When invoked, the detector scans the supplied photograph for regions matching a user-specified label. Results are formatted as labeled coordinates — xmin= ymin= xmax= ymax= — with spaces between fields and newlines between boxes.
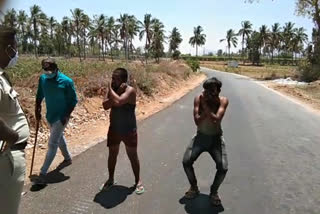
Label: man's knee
xmin=182 ymin=156 xmax=194 ymax=167
xmin=48 ymin=141 xmax=59 ymax=150
xmin=216 ymin=165 xmax=228 ymax=174
xmin=49 ymin=135 xmax=62 ymax=147
xmin=109 ymin=145 xmax=120 ymax=157
xmin=126 ymin=146 xmax=138 ymax=161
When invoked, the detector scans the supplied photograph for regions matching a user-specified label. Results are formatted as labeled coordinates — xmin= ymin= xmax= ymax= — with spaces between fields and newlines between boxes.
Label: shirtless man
xmin=182 ymin=77 xmax=229 ymax=206
xmin=102 ymin=68 xmax=144 ymax=194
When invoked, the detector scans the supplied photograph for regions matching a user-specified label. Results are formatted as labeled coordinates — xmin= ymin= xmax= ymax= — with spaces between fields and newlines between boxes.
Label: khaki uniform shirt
xmin=0 ymin=69 xmax=29 ymax=145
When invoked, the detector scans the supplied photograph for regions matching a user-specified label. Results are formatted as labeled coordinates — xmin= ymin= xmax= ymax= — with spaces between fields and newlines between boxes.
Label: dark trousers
xmin=183 ymin=132 xmax=228 ymax=195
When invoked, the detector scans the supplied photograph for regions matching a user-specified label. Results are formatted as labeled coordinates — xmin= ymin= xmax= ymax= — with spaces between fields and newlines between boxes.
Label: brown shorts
xmin=107 ymin=129 xmax=138 ymax=148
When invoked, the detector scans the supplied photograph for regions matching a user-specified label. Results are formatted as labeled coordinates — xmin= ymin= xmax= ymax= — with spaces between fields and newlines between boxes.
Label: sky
xmin=2 ymin=0 xmax=315 ymax=55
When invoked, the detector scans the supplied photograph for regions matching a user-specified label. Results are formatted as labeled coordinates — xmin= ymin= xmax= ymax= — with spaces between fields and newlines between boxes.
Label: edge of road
xmin=201 ymin=67 xmax=320 ymax=117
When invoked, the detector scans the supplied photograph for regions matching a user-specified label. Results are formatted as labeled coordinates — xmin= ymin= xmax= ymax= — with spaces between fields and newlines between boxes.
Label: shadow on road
xmin=179 ymin=194 xmax=225 ymax=214
xmin=93 ymin=185 xmax=135 ymax=209
xmin=29 ymin=162 xmax=71 ymax=192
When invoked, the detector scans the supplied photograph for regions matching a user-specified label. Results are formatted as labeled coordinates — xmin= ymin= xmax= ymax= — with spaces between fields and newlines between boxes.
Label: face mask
xmin=6 ymin=51 xmax=18 ymax=68
xmin=43 ymin=70 xmax=57 ymax=79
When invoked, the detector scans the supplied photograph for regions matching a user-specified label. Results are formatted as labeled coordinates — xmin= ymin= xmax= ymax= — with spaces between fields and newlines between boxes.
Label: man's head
xmin=111 ymin=68 xmax=128 ymax=90
xmin=42 ymin=58 xmax=58 ymax=79
xmin=0 ymin=26 xmax=18 ymax=69
xmin=203 ymin=77 xmax=222 ymax=98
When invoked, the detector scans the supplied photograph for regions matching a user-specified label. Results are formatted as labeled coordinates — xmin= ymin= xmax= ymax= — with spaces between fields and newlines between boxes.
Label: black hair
xmin=203 ymin=77 xmax=222 ymax=93
xmin=41 ymin=58 xmax=58 ymax=71
xmin=0 ymin=26 xmax=16 ymax=47
xmin=113 ymin=67 xmax=128 ymax=82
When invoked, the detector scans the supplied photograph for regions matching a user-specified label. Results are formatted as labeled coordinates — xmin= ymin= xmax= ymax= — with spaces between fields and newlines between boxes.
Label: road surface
xmin=21 ymin=68 xmax=320 ymax=214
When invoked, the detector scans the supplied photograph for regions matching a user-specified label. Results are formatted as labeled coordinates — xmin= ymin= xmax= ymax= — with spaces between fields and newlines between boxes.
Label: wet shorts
xmin=107 ymin=129 xmax=138 ymax=148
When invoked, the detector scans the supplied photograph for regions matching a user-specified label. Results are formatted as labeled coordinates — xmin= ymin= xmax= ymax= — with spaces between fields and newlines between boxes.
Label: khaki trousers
xmin=0 ymin=150 xmax=25 ymax=214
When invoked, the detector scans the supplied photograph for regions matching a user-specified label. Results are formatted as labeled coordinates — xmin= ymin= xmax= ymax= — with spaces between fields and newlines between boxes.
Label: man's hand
xmin=0 ymin=119 xmax=19 ymax=153
xmin=117 ymin=83 xmax=127 ymax=94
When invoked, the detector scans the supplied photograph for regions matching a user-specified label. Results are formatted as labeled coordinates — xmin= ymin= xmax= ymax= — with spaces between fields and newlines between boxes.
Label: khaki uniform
xmin=0 ymin=69 xmax=30 ymax=214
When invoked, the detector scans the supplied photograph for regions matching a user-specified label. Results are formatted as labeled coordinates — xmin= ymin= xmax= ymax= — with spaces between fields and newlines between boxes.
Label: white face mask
xmin=43 ymin=70 xmax=57 ymax=79
xmin=6 ymin=51 xmax=18 ymax=68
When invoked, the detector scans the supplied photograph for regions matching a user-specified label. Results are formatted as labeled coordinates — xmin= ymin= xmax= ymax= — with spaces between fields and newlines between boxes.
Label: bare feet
xmin=184 ymin=186 xmax=200 ymax=199
xmin=210 ymin=193 xmax=222 ymax=206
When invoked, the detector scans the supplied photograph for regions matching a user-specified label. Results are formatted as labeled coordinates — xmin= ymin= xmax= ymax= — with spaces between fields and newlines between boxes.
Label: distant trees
xmin=0 ymin=5 xmax=172 ymax=63
xmin=223 ymin=20 xmax=309 ymax=65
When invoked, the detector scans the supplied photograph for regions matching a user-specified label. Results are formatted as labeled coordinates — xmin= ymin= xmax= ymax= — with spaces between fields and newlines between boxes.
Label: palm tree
xmin=88 ymin=25 xmax=97 ymax=56
xmin=292 ymin=27 xmax=308 ymax=59
xmin=127 ymin=15 xmax=140 ymax=59
xmin=169 ymin=27 xmax=183 ymax=59
xmin=71 ymin=8 xmax=84 ymax=61
xmin=118 ymin=13 xmax=132 ymax=60
xmin=151 ymin=18 xmax=165 ymax=63
xmin=139 ymin=14 xmax=154 ymax=63
xmin=111 ymin=25 xmax=122 ymax=54
xmin=30 ymin=5 xmax=46 ymax=57
xmin=220 ymin=29 xmax=238 ymax=58
xmin=238 ymin=21 xmax=252 ymax=58
xmin=81 ymin=13 xmax=90 ymax=60
xmin=105 ymin=16 xmax=115 ymax=61
xmin=61 ymin=16 xmax=72 ymax=57
xmin=259 ymin=25 xmax=269 ymax=56
xmin=36 ymin=13 xmax=50 ymax=55
xmin=25 ymin=22 xmax=33 ymax=54
xmin=282 ymin=22 xmax=295 ymax=55
xmin=247 ymin=31 xmax=262 ymax=65
xmin=94 ymin=14 xmax=106 ymax=60
xmin=4 ymin=8 xmax=17 ymax=28
xmin=269 ymin=23 xmax=282 ymax=62
xmin=189 ymin=25 xmax=206 ymax=57
xmin=17 ymin=10 xmax=28 ymax=53
xmin=49 ymin=16 xmax=56 ymax=40
xmin=54 ymin=23 xmax=64 ymax=56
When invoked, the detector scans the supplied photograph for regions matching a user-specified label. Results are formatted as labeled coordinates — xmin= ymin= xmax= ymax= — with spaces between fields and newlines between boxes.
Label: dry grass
xmin=9 ymin=56 xmax=195 ymax=129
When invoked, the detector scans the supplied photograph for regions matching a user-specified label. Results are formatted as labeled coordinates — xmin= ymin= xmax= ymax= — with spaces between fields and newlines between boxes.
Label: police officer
xmin=0 ymin=26 xmax=30 ymax=214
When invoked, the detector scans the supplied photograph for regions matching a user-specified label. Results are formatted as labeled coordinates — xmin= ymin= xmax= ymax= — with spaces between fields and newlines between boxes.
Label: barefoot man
xmin=182 ymin=77 xmax=229 ymax=206
xmin=102 ymin=68 xmax=144 ymax=194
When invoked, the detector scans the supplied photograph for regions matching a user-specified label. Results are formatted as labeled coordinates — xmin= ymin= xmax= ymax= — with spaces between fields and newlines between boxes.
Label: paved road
xmin=21 ymin=68 xmax=320 ymax=214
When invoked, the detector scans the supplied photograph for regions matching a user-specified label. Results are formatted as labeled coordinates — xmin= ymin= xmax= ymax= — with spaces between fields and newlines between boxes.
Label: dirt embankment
xmin=17 ymin=60 xmax=206 ymax=180
xmin=263 ymin=80 xmax=320 ymax=114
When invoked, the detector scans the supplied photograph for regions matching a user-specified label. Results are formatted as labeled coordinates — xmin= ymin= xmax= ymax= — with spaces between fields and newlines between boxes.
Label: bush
xmin=172 ymin=50 xmax=181 ymax=60
xmin=297 ymin=61 xmax=320 ymax=82
xmin=130 ymin=68 xmax=155 ymax=96
xmin=186 ymin=58 xmax=200 ymax=72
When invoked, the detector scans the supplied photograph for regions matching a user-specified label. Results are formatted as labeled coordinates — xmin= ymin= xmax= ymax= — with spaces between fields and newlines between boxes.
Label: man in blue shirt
xmin=35 ymin=58 xmax=77 ymax=184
